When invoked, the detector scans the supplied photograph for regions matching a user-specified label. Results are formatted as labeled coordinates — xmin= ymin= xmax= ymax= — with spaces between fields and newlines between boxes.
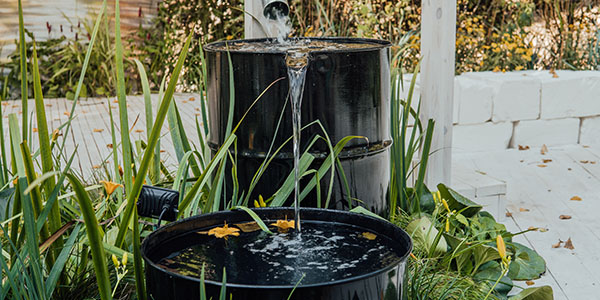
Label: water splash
xmin=268 ymin=7 xmax=291 ymax=43
xmin=286 ymin=49 xmax=309 ymax=232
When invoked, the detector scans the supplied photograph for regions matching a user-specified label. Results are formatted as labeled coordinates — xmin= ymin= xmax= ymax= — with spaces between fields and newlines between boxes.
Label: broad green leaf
xmin=406 ymin=216 xmax=447 ymax=256
xmin=508 ymin=286 xmax=553 ymax=300
xmin=508 ymin=242 xmax=546 ymax=280
xmin=474 ymin=261 xmax=513 ymax=297
xmin=438 ymin=183 xmax=482 ymax=217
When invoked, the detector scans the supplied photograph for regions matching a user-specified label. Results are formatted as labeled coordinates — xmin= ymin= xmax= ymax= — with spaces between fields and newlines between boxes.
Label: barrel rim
xmin=141 ymin=207 xmax=412 ymax=290
xmin=203 ymin=37 xmax=392 ymax=54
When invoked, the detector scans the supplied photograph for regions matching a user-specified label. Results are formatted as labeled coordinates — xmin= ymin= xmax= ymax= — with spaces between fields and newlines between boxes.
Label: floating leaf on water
xmin=570 ymin=196 xmax=582 ymax=201
xmin=559 ymin=215 xmax=571 ymax=220
xmin=235 ymin=221 xmax=262 ymax=233
xmin=564 ymin=238 xmax=574 ymax=250
xmin=206 ymin=222 xmax=240 ymax=239
xmin=270 ymin=216 xmax=295 ymax=232
xmin=361 ymin=232 xmax=377 ymax=240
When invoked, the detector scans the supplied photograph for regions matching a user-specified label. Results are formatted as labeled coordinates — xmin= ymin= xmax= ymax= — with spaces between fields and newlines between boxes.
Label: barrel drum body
xmin=205 ymin=37 xmax=391 ymax=214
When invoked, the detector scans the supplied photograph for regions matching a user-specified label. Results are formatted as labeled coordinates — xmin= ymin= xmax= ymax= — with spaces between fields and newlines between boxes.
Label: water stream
xmin=285 ymin=49 xmax=309 ymax=232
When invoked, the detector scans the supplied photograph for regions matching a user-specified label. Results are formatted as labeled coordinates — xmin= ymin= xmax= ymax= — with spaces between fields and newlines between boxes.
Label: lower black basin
xmin=141 ymin=208 xmax=412 ymax=300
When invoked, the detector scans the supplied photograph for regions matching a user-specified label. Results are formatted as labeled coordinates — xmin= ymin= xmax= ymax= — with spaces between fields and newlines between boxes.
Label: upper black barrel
xmin=204 ymin=37 xmax=392 ymax=214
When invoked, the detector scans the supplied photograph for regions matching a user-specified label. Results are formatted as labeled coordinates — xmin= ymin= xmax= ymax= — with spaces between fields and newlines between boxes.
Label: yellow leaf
xmin=361 ymin=232 xmax=377 ymax=240
xmin=270 ymin=216 xmax=295 ymax=232
xmin=208 ymin=222 xmax=240 ymax=239
xmin=235 ymin=221 xmax=261 ymax=233
xmin=570 ymin=196 xmax=582 ymax=201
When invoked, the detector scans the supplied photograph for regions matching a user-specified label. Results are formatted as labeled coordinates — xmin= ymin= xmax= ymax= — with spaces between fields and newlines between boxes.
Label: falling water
xmin=286 ymin=49 xmax=309 ymax=232
xmin=265 ymin=6 xmax=291 ymax=43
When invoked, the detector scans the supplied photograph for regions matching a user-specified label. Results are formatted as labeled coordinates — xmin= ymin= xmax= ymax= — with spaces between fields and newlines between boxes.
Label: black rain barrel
xmin=204 ymin=37 xmax=392 ymax=214
xmin=141 ymin=207 xmax=411 ymax=299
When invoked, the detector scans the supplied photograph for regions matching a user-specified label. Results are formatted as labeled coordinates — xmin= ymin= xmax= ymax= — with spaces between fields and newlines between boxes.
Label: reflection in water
xmin=0 ymin=0 xmax=158 ymax=58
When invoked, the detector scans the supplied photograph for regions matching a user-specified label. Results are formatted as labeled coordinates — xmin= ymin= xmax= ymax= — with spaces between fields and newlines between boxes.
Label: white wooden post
xmin=420 ymin=0 xmax=456 ymax=186
xmin=245 ymin=1 xmax=265 ymax=38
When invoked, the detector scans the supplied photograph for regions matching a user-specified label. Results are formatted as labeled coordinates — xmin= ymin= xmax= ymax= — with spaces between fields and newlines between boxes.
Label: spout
xmin=262 ymin=0 xmax=289 ymax=20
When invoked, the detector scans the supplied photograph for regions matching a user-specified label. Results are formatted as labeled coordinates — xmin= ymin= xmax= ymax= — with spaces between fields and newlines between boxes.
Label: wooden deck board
xmin=454 ymin=145 xmax=600 ymax=299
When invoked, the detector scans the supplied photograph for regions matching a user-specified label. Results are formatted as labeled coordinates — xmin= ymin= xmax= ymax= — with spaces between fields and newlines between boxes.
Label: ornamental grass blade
xmin=17 ymin=0 xmax=27 ymax=138
xmin=115 ymin=34 xmax=193 ymax=248
xmin=45 ymin=224 xmax=81 ymax=298
xmin=134 ymin=58 xmax=160 ymax=184
xmin=32 ymin=42 xmax=63 ymax=256
xmin=231 ymin=206 xmax=273 ymax=234
xmin=66 ymin=174 xmax=112 ymax=300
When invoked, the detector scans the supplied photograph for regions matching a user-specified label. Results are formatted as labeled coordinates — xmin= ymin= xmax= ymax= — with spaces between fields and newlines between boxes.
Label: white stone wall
xmin=400 ymin=70 xmax=600 ymax=152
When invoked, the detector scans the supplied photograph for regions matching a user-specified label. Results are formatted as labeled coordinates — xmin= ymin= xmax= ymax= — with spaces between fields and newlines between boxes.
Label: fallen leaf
xmin=111 ymin=105 xmax=117 ymax=109
xmin=182 ymin=100 xmax=188 ymax=104
xmin=1 ymin=102 xmax=9 ymax=106
xmin=570 ymin=196 xmax=582 ymax=201
xmin=93 ymin=165 xmax=101 ymax=169
xmin=32 ymin=127 xmax=38 ymax=132
xmin=518 ymin=145 xmax=530 ymax=151
xmin=113 ymin=99 xmax=119 ymax=103
xmin=519 ymin=160 xmax=524 ymax=163
xmin=82 ymin=110 xmax=87 ymax=114
xmin=195 ymin=107 xmax=200 ymax=111
xmin=505 ymin=211 xmax=513 ymax=217
xmin=189 ymin=97 xmax=195 ymax=101
xmin=519 ymin=208 xmax=530 ymax=212
xmin=537 ymin=164 xmax=547 ymax=168
xmin=106 ymin=144 xmax=113 ymax=149
xmin=270 ymin=216 xmax=295 ymax=232
xmin=526 ymin=280 xmax=535 ymax=286
xmin=234 ymin=221 xmax=261 ymax=233
xmin=539 ymin=228 xmax=549 ymax=232
xmin=528 ymin=226 xmax=538 ymax=231
xmin=195 ymin=113 xmax=201 ymax=116
xmin=541 ymin=144 xmax=548 ymax=155
xmin=63 ymin=111 xmax=71 ymax=117
xmin=475 ymin=170 xmax=487 ymax=175
xmin=559 ymin=215 xmax=572 ymax=220
xmin=45 ymin=103 xmax=52 ymax=107
xmin=583 ymin=145 xmax=590 ymax=148
xmin=542 ymin=159 xmax=552 ymax=163
xmin=564 ymin=238 xmax=574 ymax=250
xmin=134 ymin=129 xmax=143 ymax=133
xmin=592 ymin=161 xmax=597 ymax=164
xmin=207 ymin=222 xmax=240 ymax=239
xmin=93 ymin=128 xmax=104 ymax=133
xmin=581 ymin=160 xmax=589 ymax=164
xmin=160 ymin=150 xmax=166 ymax=153
xmin=568 ymin=168 xmax=572 ymax=171
xmin=361 ymin=232 xmax=377 ymax=240
xmin=552 ymin=239 xmax=563 ymax=248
